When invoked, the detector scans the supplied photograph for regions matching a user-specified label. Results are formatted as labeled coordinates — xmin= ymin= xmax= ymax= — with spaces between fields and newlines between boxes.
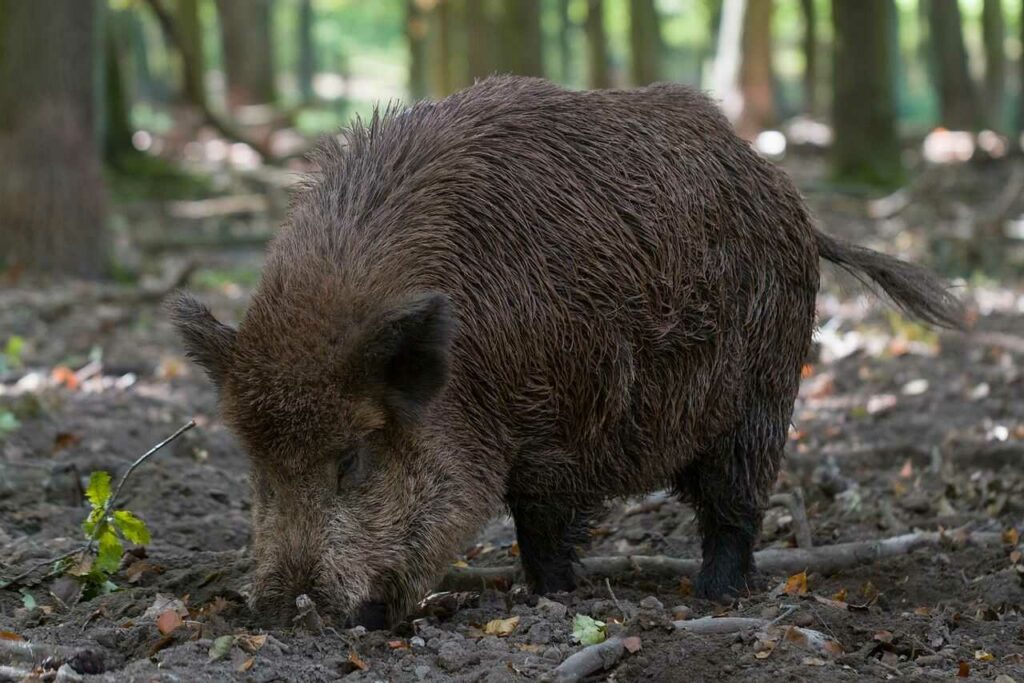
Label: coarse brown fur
xmin=167 ymin=75 xmax=963 ymax=626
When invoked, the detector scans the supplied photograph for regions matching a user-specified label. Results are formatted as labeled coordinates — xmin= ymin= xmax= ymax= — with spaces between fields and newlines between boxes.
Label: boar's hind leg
xmin=509 ymin=499 xmax=588 ymax=594
xmin=677 ymin=418 xmax=784 ymax=602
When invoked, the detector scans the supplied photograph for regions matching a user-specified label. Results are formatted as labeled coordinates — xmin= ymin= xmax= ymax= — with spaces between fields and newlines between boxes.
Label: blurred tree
xmin=502 ymin=0 xmax=543 ymax=77
xmin=926 ymin=0 xmax=978 ymax=130
xmin=832 ymin=0 xmax=901 ymax=187
xmin=466 ymin=0 xmax=497 ymax=83
xmin=736 ymin=0 xmax=774 ymax=139
xmin=0 ymin=0 xmax=107 ymax=278
xmin=799 ymin=0 xmax=817 ymax=115
xmin=298 ymin=0 xmax=316 ymax=103
xmin=982 ymin=0 xmax=1005 ymax=131
xmin=629 ymin=0 xmax=662 ymax=85
xmin=585 ymin=0 xmax=610 ymax=88
xmin=431 ymin=0 xmax=455 ymax=95
xmin=175 ymin=0 xmax=207 ymax=110
xmin=215 ymin=0 xmax=277 ymax=109
xmin=407 ymin=0 xmax=430 ymax=99
xmin=557 ymin=0 xmax=572 ymax=84
xmin=105 ymin=11 xmax=138 ymax=169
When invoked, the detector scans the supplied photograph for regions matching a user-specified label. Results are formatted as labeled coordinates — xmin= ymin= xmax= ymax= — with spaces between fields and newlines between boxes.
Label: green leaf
xmin=113 ymin=510 xmax=151 ymax=545
xmin=0 ymin=411 xmax=20 ymax=434
xmin=571 ymin=614 xmax=607 ymax=646
xmin=82 ymin=508 xmax=104 ymax=537
xmin=4 ymin=336 xmax=24 ymax=368
xmin=94 ymin=527 xmax=123 ymax=574
xmin=85 ymin=471 xmax=112 ymax=508
xmin=19 ymin=589 xmax=36 ymax=611
xmin=209 ymin=635 xmax=235 ymax=661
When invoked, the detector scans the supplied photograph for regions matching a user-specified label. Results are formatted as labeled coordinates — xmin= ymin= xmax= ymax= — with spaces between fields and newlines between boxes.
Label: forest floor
xmin=1 ymin=152 xmax=1024 ymax=682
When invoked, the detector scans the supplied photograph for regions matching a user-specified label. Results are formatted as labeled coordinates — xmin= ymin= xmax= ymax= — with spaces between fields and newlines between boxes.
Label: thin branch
xmin=770 ymin=488 xmax=813 ymax=549
xmin=543 ymin=636 xmax=626 ymax=683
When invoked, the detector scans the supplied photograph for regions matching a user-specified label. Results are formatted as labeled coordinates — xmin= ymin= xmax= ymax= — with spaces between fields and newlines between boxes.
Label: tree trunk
xmin=407 ymin=0 xmax=429 ymax=100
xmin=629 ymin=0 xmax=661 ymax=85
xmin=503 ymin=0 xmax=543 ymax=77
xmin=585 ymin=0 xmax=610 ymax=88
xmin=982 ymin=0 xmax=1005 ymax=131
xmin=104 ymin=11 xmax=137 ymax=169
xmin=431 ymin=0 xmax=455 ymax=96
xmin=465 ymin=0 xmax=494 ymax=83
xmin=927 ymin=0 xmax=978 ymax=130
xmin=175 ymin=0 xmax=206 ymax=109
xmin=0 ymin=0 xmax=107 ymax=278
xmin=297 ymin=0 xmax=315 ymax=103
xmin=215 ymin=0 xmax=276 ymax=110
xmin=735 ymin=0 xmax=774 ymax=139
xmin=831 ymin=0 xmax=902 ymax=187
xmin=557 ymin=0 xmax=572 ymax=83
xmin=799 ymin=0 xmax=817 ymax=115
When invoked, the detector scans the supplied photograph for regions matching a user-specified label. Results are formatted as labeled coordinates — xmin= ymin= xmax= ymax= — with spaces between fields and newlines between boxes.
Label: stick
xmin=0 ymin=666 xmax=34 ymax=683
xmin=439 ymin=529 xmax=1003 ymax=591
xmin=674 ymin=617 xmax=841 ymax=655
xmin=0 ymin=638 xmax=75 ymax=664
xmin=543 ymin=637 xmax=626 ymax=683
xmin=0 ymin=420 xmax=196 ymax=589
xmin=770 ymin=489 xmax=813 ymax=549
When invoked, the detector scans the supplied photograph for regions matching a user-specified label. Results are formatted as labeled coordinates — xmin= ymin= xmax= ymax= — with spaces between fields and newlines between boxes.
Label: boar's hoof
xmin=348 ymin=601 xmax=390 ymax=631
xmin=694 ymin=567 xmax=752 ymax=603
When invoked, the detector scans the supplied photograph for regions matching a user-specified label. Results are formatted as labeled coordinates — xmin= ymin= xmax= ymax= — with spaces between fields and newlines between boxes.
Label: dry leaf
xmin=517 ymin=644 xmax=545 ymax=653
xmin=1003 ymin=528 xmax=1019 ymax=546
xmin=451 ymin=560 xmax=468 ymax=568
xmin=873 ymin=630 xmax=894 ymax=644
xmin=237 ymin=657 xmax=255 ymax=673
xmin=148 ymin=634 xmax=176 ymax=657
xmin=50 ymin=366 xmax=79 ymax=390
xmin=783 ymin=571 xmax=808 ymax=595
xmin=0 ymin=631 xmax=23 ymax=641
xmin=800 ymin=363 xmax=814 ymax=379
xmin=622 ymin=636 xmax=642 ymax=654
xmin=679 ymin=577 xmax=693 ymax=597
xmin=156 ymin=609 xmax=183 ymax=635
xmin=974 ymin=650 xmax=994 ymax=661
xmin=812 ymin=595 xmax=848 ymax=610
xmin=52 ymin=432 xmax=81 ymax=452
xmin=914 ymin=606 xmax=932 ymax=617
xmin=483 ymin=616 xmax=520 ymax=637
xmin=832 ymin=588 xmax=847 ymax=602
xmin=899 ymin=458 xmax=914 ymax=479
xmin=957 ymin=661 xmax=970 ymax=677
xmin=508 ymin=542 xmax=520 ymax=557
xmin=387 ymin=639 xmax=409 ymax=650
xmin=754 ymin=639 xmax=776 ymax=659
xmin=348 ymin=651 xmax=368 ymax=671
xmin=236 ymin=634 xmax=267 ymax=653
xmin=802 ymin=657 xmax=826 ymax=666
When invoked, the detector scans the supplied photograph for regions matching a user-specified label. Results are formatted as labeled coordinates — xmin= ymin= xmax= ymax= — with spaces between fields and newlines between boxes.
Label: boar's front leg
xmin=509 ymin=499 xmax=589 ymax=594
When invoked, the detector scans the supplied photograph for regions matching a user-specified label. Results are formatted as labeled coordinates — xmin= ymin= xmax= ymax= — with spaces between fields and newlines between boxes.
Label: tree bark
xmin=831 ymin=0 xmax=902 ymax=187
xmin=585 ymin=0 xmax=610 ymax=89
xmin=735 ymin=0 xmax=774 ymax=139
xmin=503 ymin=0 xmax=543 ymax=77
xmin=175 ymin=0 xmax=206 ymax=109
xmin=215 ymin=0 xmax=276 ymax=110
xmin=104 ymin=10 xmax=137 ymax=168
xmin=982 ymin=0 xmax=1005 ymax=131
xmin=799 ymin=0 xmax=817 ymax=115
xmin=0 ymin=0 xmax=107 ymax=279
xmin=431 ymin=0 xmax=455 ymax=96
xmin=465 ymin=0 xmax=494 ymax=83
xmin=629 ymin=0 xmax=662 ymax=86
xmin=297 ymin=0 xmax=316 ymax=103
xmin=926 ymin=0 xmax=978 ymax=130
xmin=407 ymin=0 xmax=430 ymax=100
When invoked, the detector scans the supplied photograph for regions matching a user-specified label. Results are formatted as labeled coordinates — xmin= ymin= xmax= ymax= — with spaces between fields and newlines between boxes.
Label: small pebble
xmin=535 ymin=597 xmax=568 ymax=620
xmin=410 ymin=636 xmax=426 ymax=648
xmin=671 ymin=605 xmax=691 ymax=621
xmin=414 ymin=665 xmax=431 ymax=680
xmin=639 ymin=596 xmax=663 ymax=611
xmin=793 ymin=612 xmax=815 ymax=628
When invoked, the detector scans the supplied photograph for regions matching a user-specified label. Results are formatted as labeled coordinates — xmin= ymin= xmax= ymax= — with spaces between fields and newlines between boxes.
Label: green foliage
xmin=0 ymin=335 xmax=25 ymax=374
xmin=74 ymin=469 xmax=152 ymax=596
xmin=0 ymin=411 xmax=20 ymax=435
xmin=571 ymin=613 xmax=607 ymax=645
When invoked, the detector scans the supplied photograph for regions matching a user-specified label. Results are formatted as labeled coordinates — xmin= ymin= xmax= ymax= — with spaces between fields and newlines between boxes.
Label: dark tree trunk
xmin=431 ymin=0 xmax=455 ymax=96
xmin=831 ymin=0 xmax=902 ymax=187
xmin=465 ymin=0 xmax=494 ymax=83
xmin=736 ymin=0 xmax=774 ymax=139
xmin=297 ymin=0 xmax=316 ymax=103
xmin=982 ymin=0 xmax=1005 ymax=130
xmin=0 ymin=0 xmax=107 ymax=278
xmin=799 ymin=0 xmax=817 ymax=115
xmin=104 ymin=11 xmax=137 ymax=169
xmin=629 ymin=0 xmax=661 ymax=85
xmin=215 ymin=0 xmax=276 ymax=110
xmin=557 ymin=0 xmax=572 ymax=83
xmin=585 ymin=0 xmax=610 ymax=88
xmin=926 ymin=0 xmax=978 ymax=130
xmin=175 ymin=0 xmax=206 ymax=109
xmin=503 ymin=0 xmax=543 ymax=77
xmin=407 ymin=0 xmax=429 ymax=100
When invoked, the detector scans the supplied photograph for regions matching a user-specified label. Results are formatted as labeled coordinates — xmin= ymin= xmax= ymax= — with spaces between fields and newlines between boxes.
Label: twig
xmin=674 ymin=616 xmax=842 ymax=655
xmin=0 ymin=665 xmax=34 ymax=682
xmin=604 ymin=578 xmax=624 ymax=616
xmin=0 ymin=420 xmax=196 ymax=589
xmin=542 ymin=636 xmax=626 ymax=683
xmin=440 ymin=528 xmax=1003 ymax=592
xmin=770 ymin=488 xmax=813 ymax=549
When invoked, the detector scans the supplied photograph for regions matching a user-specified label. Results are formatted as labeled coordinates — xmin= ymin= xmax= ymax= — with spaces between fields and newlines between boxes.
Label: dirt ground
xmin=2 ymin=153 xmax=1024 ymax=682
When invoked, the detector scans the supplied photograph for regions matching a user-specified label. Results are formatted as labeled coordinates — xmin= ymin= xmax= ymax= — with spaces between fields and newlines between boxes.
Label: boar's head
xmin=167 ymin=284 xmax=479 ymax=628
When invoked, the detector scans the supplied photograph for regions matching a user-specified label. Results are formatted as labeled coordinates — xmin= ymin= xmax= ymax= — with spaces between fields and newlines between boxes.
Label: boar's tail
xmin=814 ymin=229 xmax=965 ymax=330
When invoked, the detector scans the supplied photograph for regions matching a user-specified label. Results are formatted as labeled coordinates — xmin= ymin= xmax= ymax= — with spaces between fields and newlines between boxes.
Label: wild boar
xmin=168 ymin=75 xmax=962 ymax=628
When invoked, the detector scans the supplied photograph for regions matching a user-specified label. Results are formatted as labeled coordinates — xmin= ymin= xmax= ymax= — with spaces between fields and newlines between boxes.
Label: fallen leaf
xmin=517 ymin=644 xmax=544 ymax=653
xmin=572 ymin=614 xmax=606 ymax=645
xmin=802 ymin=656 xmax=826 ymax=666
xmin=484 ymin=616 xmax=520 ymax=637
xmin=451 ymin=560 xmax=468 ymax=568
xmin=387 ymin=639 xmax=409 ymax=650
xmin=874 ymin=630 xmax=894 ymax=644
xmin=811 ymin=595 xmax=848 ymax=610
xmin=348 ymin=651 xmax=368 ymax=671
xmin=50 ymin=365 xmax=80 ymax=390
xmin=754 ymin=639 xmax=776 ymax=659
xmin=975 ymin=650 xmax=994 ymax=661
xmin=236 ymin=634 xmax=267 ymax=653
xmin=143 ymin=594 xmax=188 ymax=620
xmin=508 ymin=542 xmax=520 ymax=557
xmin=899 ymin=458 xmax=914 ymax=479
xmin=125 ymin=560 xmax=163 ymax=584
xmin=914 ymin=606 xmax=932 ymax=617
xmin=679 ymin=577 xmax=693 ymax=597
xmin=148 ymin=634 xmax=175 ymax=657
xmin=52 ymin=432 xmax=81 ymax=453
xmin=0 ymin=631 xmax=23 ymax=641
xmin=801 ymin=363 xmax=814 ymax=379
xmin=622 ymin=636 xmax=642 ymax=653
xmin=783 ymin=571 xmax=808 ymax=595
xmin=861 ymin=581 xmax=879 ymax=601
xmin=237 ymin=657 xmax=255 ymax=673
xmin=1011 ymin=550 xmax=1022 ymax=564
xmin=958 ymin=661 xmax=970 ymax=677
xmin=156 ymin=609 xmax=182 ymax=635
xmin=832 ymin=588 xmax=847 ymax=602
xmin=1003 ymin=528 xmax=1019 ymax=546
xmin=208 ymin=634 xmax=234 ymax=661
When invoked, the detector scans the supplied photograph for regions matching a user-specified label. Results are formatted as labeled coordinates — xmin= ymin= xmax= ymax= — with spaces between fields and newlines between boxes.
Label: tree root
xmin=542 ymin=636 xmax=625 ymax=683
xmin=440 ymin=528 xmax=1004 ymax=592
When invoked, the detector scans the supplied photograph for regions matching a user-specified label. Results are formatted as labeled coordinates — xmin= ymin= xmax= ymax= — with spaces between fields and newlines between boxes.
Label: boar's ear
xmin=165 ymin=291 xmax=237 ymax=389
xmin=360 ymin=292 xmax=454 ymax=423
